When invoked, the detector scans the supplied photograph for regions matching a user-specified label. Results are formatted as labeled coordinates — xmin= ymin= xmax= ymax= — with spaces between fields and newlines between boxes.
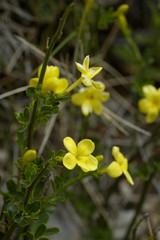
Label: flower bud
xmin=23 ymin=149 xmax=37 ymax=164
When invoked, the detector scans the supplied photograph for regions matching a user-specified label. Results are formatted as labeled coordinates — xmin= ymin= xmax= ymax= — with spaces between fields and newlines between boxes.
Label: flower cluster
xmin=72 ymin=83 xmax=110 ymax=116
xmin=138 ymin=85 xmax=160 ymax=123
xmin=29 ymin=65 xmax=68 ymax=94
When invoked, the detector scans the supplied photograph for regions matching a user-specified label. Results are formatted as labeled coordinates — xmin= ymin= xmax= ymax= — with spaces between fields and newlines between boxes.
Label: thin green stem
xmin=26 ymin=3 xmax=73 ymax=149
xmin=3 ymin=222 xmax=18 ymax=240
xmin=24 ymin=162 xmax=50 ymax=206
xmin=122 ymin=171 xmax=156 ymax=240
xmin=72 ymin=0 xmax=89 ymax=74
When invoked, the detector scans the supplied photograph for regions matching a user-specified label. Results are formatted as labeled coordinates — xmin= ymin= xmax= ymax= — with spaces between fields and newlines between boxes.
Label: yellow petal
xmin=42 ymin=77 xmax=68 ymax=94
xmin=29 ymin=78 xmax=39 ymax=88
xmin=146 ymin=108 xmax=159 ymax=123
xmin=91 ymin=80 xmax=104 ymax=90
xmin=88 ymin=67 xmax=102 ymax=78
xmin=143 ymin=85 xmax=157 ymax=99
xmin=77 ymin=155 xmax=98 ymax=172
xmin=138 ymin=98 xmax=152 ymax=114
xmin=105 ymin=161 xmax=123 ymax=178
xmin=63 ymin=152 xmax=77 ymax=170
xmin=63 ymin=137 xmax=77 ymax=155
xmin=112 ymin=146 xmax=120 ymax=160
xmin=92 ymin=101 xmax=102 ymax=115
xmin=75 ymin=62 xmax=86 ymax=74
xmin=95 ymin=155 xmax=104 ymax=162
xmin=83 ymin=55 xmax=90 ymax=70
xmin=82 ymin=75 xmax=92 ymax=86
xmin=46 ymin=66 xmax=60 ymax=79
xmin=77 ymin=139 xmax=95 ymax=156
xmin=52 ymin=78 xmax=68 ymax=94
xmin=81 ymin=103 xmax=92 ymax=116
xmin=100 ymin=92 xmax=110 ymax=102
xmin=23 ymin=149 xmax=37 ymax=164
xmin=123 ymin=169 xmax=134 ymax=185
xmin=72 ymin=92 xmax=85 ymax=106
xmin=112 ymin=146 xmax=128 ymax=169
xmin=38 ymin=64 xmax=43 ymax=77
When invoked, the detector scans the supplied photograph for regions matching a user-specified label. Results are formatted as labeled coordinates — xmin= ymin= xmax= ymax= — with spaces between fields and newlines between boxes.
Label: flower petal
xmin=143 ymin=85 xmax=157 ymax=99
xmin=46 ymin=66 xmax=60 ymax=78
xmin=138 ymin=99 xmax=152 ymax=114
xmin=123 ymin=169 xmax=134 ymax=185
xmin=81 ymin=102 xmax=92 ymax=116
xmin=52 ymin=78 xmax=68 ymax=94
xmin=105 ymin=161 xmax=123 ymax=178
xmin=72 ymin=92 xmax=85 ymax=106
xmin=63 ymin=153 xmax=77 ymax=170
xmin=82 ymin=75 xmax=92 ymax=86
xmin=112 ymin=146 xmax=120 ymax=160
xmin=83 ymin=55 xmax=90 ymax=70
xmin=91 ymin=80 xmax=104 ymax=90
xmin=100 ymin=92 xmax=110 ymax=102
xmin=88 ymin=67 xmax=102 ymax=78
xmin=146 ymin=108 xmax=159 ymax=123
xmin=92 ymin=101 xmax=102 ymax=115
xmin=77 ymin=139 xmax=95 ymax=156
xmin=42 ymin=77 xmax=68 ymax=94
xmin=75 ymin=62 xmax=86 ymax=74
xmin=29 ymin=78 xmax=39 ymax=88
xmin=112 ymin=146 xmax=128 ymax=169
xmin=77 ymin=155 xmax=98 ymax=172
xmin=63 ymin=137 xmax=77 ymax=155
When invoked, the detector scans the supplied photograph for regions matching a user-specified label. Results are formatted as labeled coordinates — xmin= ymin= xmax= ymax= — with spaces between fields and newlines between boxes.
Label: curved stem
xmin=3 ymin=222 xmax=18 ymax=240
xmin=122 ymin=171 xmax=156 ymax=240
xmin=26 ymin=3 xmax=73 ymax=149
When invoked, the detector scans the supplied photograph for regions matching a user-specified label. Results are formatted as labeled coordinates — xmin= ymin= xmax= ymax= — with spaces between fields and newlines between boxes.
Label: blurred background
xmin=0 ymin=0 xmax=160 ymax=239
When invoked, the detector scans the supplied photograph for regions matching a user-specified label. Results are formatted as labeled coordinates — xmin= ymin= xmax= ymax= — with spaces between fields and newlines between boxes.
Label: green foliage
xmin=98 ymin=7 xmax=116 ymax=30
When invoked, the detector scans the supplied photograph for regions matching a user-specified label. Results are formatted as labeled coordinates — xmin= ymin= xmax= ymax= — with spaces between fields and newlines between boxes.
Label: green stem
xmin=3 ymin=222 xmax=18 ymax=240
xmin=26 ymin=3 xmax=73 ymax=149
xmin=122 ymin=171 xmax=156 ymax=240
xmin=24 ymin=162 xmax=50 ymax=206
xmin=72 ymin=0 xmax=89 ymax=74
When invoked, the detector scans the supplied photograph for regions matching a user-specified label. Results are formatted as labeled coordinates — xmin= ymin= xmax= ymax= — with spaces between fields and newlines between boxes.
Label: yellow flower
xmin=29 ymin=65 xmax=68 ymax=94
xmin=23 ymin=149 xmax=37 ymax=164
xmin=72 ymin=84 xmax=110 ymax=116
xmin=138 ymin=85 xmax=160 ymax=123
xmin=63 ymin=137 xmax=98 ymax=172
xmin=100 ymin=146 xmax=134 ymax=185
xmin=75 ymin=55 xmax=103 ymax=89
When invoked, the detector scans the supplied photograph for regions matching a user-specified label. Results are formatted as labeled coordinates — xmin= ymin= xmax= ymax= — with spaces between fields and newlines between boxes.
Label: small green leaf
xmin=25 ymin=231 xmax=34 ymax=240
xmin=39 ymin=238 xmax=49 ymax=240
xmin=24 ymin=165 xmax=37 ymax=181
xmin=26 ymin=87 xmax=36 ymax=97
xmin=26 ymin=201 xmax=40 ymax=213
xmin=33 ymin=180 xmax=45 ymax=199
xmin=24 ymin=107 xmax=30 ymax=122
xmin=35 ymin=224 xmax=47 ymax=238
xmin=7 ymin=180 xmax=17 ymax=194
xmin=15 ymin=191 xmax=25 ymax=201
xmin=44 ymin=227 xmax=59 ymax=235
xmin=30 ymin=212 xmax=49 ymax=232
xmin=14 ymin=213 xmax=28 ymax=226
